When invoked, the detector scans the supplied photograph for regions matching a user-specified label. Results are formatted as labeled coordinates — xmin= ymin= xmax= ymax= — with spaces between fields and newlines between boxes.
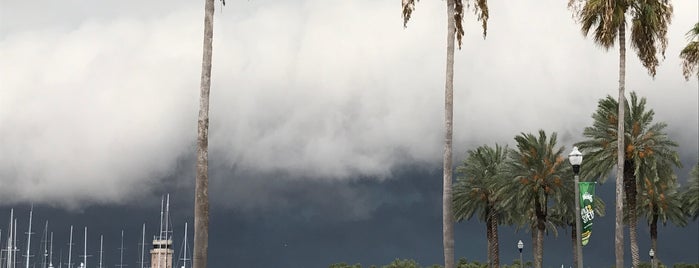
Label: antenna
xmin=24 ymin=206 xmax=34 ymax=268
xmin=179 ymin=222 xmax=189 ymax=268
xmin=164 ymin=195 xmax=170 ymax=241
xmin=137 ymin=224 xmax=145 ymax=268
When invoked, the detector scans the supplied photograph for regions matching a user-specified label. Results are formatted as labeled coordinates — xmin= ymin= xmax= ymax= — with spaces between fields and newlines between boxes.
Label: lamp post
xmin=517 ymin=240 xmax=523 ymax=268
xmin=569 ymin=147 xmax=583 ymax=268
xmin=649 ymin=248 xmax=655 ymax=268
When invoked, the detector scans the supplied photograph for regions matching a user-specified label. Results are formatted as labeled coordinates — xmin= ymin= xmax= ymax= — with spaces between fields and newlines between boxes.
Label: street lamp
xmin=517 ymin=240 xmax=523 ymax=268
xmin=649 ymin=248 xmax=655 ymax=268
xmin=569 ymin=147 xmax=583 ymax=268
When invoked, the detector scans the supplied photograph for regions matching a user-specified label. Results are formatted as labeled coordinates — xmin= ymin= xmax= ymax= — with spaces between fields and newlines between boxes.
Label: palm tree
xmin=637 ymin=160 xmax=687 ymax=263
xmin=194 ymin=0 xmax=224 ymax=267
xmin=680 ymin=23 xmax=699 ymax=81
xmin=682 ymin=162 xmax=699 ymax=220
xmin=500 ymin=130 xmax=569 ymax=268
xmin=453 ymin=144 xmax=508 ymax=268
xmin=401 ymin=1 xmax=489 ymax=267
xmin=576 ymin=91 xmax=680 ymax=267
xmin=567 ymin=1 xmax=673 ymax=266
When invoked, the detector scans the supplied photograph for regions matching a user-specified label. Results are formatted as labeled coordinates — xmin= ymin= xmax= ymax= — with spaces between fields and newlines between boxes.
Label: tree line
xmin=328 ymin=92 xmax=699 ymax=268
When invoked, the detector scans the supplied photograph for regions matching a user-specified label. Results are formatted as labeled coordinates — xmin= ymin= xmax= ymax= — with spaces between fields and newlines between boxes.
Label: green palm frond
xmin=682 ymin=163 xmax=699 ymax=219
xmin=680 ymin=23 xmax=699 ymax=80
xmin=453 ymin=144 xmax=508 ymax=222
xmin=504 ymin=130 xmax=569 ymax=234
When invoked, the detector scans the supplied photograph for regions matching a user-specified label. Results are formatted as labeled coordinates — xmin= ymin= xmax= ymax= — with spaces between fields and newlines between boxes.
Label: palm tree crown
xmin=569 ymin=0 xmax=673 ymax=76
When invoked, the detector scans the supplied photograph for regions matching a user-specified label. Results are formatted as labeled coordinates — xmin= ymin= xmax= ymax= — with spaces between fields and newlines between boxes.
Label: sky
xmin=0 ymin=0 xmax=698 ymax=267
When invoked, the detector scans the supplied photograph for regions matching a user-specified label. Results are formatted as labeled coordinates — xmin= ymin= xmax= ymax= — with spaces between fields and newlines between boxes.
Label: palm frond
xmin=629 ymin=0 xmax=673 ymax=77
xmin=680 ymin=40 xmax=699 ymax=80
xmin=402 ymin=0 xmax=418 ymax=28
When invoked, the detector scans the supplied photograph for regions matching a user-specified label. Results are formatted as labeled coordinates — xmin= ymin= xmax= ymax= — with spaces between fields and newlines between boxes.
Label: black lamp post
xmin=569 ymin=147 xmax=583 ymax=268
xmin=517 ymin=240 xmax=523 ymax=268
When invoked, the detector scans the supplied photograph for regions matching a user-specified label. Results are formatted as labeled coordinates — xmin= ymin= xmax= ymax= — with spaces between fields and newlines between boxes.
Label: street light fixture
xmin=517 ymin=240 xmax=523 ymax=268
xmin=569 ymin=147 xmax=583 ymax=268
xmin=649 ymin=248 xmax=655 ymax=268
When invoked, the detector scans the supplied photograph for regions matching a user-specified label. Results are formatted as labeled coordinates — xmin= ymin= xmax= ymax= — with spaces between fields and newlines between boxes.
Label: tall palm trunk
xmin=486 ymin=214 xmax=492 ymax=267
xmin=572 ymin=223 xmax=578 ymax=268
xmin=625 ymin=161 xmax=640 ymax=267
xmin=614 ymin=21 xmax=627 ymax=268
xmin=533 ymin=198 xmax=544 ymax=268
xmin=442 ymin=0 xmax=456 ymax=268
xmin=194 ymin=0 xmax=215 ymax=267
xmin=650 ymin=207 xmax=659 ymax=264
xmin=531 ymin=229 xmax=537 ymax=268
xmin=489 ymin=213 xmax=499 ymax=268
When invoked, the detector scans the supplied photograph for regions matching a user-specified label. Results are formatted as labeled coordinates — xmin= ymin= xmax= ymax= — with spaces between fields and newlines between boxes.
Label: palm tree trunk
xmin=531 ymin=229 xmax=537 ymax=268
xmin=194 ymin=0 xmax=214 ymax=267
xmin=442 ymin=0 xmax=456 ymax=268
xmin=533 ymin=199 xmax=544 ymax=268
xmin=486 ymin=214 xmax=492 ymax=267
xmin=572 ymin=224 xmax=578 ymax=268
xmin=650 ymin=208 xmax=658 ymax=265
xmin=490 ymin=213 xmax=499 ymax=268
xmin=625 ymin=164 xmax=640 ymax=268
xmin=614 ymin=21 xmax=627 ymax=268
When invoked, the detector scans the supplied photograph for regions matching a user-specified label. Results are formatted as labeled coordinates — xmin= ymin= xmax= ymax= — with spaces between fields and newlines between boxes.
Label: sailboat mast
xmin=140 ymin=224 xmax=145 ymax=268
xmin=181 ymin=222 xmax=188 ymax=268
xmin=24 ymin=206 xmax=33 ymax=268
xmin=81 ymin=227 xmax=86 ymax=268
xmin=118 ymin=230 xmax=124 ymax=268
xmin=7 ymin=209 xmax=12 ymax=268
xmin=48 ymin=233 xmax=53 ymax=268
xmin=98 ymin=235 xmax=102 ymax=268
xmin=13 ymin=218 xmax=17 ymax=268
xmin=67 ymin=226 xmax=72 ymax=268
xmin=42 ymin=221 xmax=48 ymax=268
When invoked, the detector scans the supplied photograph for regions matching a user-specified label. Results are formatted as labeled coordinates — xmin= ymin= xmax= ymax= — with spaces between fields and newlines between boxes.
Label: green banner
xmin=579 ymin=182 xmax=596 ymax=246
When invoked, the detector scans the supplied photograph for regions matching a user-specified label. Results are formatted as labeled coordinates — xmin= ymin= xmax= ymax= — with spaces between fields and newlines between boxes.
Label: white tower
xmin=150 ymin=195 xmax=173 ymax=268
